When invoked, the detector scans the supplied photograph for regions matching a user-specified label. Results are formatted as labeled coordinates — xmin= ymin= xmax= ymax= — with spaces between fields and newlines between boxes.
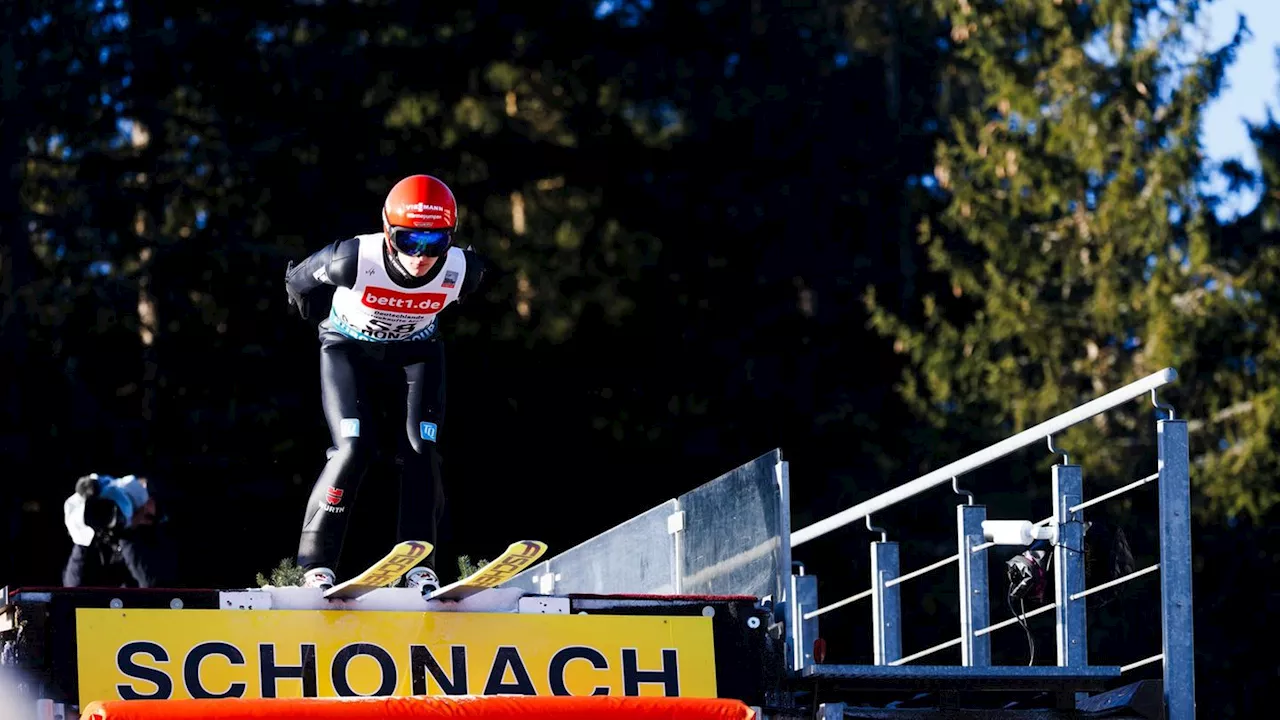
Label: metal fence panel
xmin=678 ymin=449 xmax=789 ymax=604
xmin=506 ymin=500 xmax=680 ymax=595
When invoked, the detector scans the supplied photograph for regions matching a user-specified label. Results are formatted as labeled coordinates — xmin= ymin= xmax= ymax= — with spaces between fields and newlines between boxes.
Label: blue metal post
xmin=790 ymin=571 xmax=819 ymax=673
xmin=1053 ymin=463 xmax=1087 ymax=668
xmin=871 ymin=541 xmax=902 ymax=665
xmin=1158 ymin=419 xmax=1195 ymax=719
xmin=958 ymin=504 xmax=991 ymax=666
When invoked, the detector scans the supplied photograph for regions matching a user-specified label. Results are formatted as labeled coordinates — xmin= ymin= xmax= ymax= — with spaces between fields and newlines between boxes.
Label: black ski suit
xmin=284 ymin=233 xmax=490 ymax=575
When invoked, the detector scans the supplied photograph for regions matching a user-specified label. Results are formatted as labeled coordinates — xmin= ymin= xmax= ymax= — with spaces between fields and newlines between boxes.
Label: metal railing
xmin=785 ymin=368 xmax=1196 ymax=719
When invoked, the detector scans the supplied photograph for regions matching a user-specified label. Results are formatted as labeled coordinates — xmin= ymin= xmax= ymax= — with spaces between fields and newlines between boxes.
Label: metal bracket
xmin=667 ymin=510 xmax=686 ymax=534
xmin=219 ymin=591 xmax=273 ymax=610
xmin=1151 ymin=389 xmax=1176 ymax=420
xmin=1048 ymin=434 xmax=1070 ymax=465
xmin=519 ymin=596 xmax=569 ymax=614
xmin=866 ymin=514 xmax=888 ymax=543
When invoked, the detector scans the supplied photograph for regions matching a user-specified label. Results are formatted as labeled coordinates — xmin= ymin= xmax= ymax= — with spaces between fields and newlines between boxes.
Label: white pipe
xmin=791 ymin=367 xmax=1177 ymax=547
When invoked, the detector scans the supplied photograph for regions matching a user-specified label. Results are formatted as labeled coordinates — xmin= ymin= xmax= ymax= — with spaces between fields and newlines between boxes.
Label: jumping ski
xmin=324 ymin=540 xmax=433 ymax=601
xmin=425 ymin=540 xmax=547 ymax=602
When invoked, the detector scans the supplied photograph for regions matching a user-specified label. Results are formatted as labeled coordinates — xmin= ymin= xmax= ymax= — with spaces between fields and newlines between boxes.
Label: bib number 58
xmin=358 ymin=317 xmax=419 ymax=339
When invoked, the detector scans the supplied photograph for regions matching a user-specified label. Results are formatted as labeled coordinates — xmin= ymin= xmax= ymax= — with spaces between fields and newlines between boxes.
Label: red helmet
xmin=382 ymin=175 xmax=457 ymax=256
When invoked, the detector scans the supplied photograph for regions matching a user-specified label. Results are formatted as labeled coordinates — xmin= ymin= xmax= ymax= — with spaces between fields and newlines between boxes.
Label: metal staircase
xmin=785 ymin=368 xmax=1194 ymax=718
xmin=508 ymin=367 xmax=1196 ymax=719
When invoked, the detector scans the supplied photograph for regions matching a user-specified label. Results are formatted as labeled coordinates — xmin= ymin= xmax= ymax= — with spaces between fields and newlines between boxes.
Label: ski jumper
xmin=285 ymin=233 xmax=488 ymax=576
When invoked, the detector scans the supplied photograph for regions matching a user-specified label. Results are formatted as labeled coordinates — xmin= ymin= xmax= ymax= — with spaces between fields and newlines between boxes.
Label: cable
xmin=1007 ymin=583 xmax=1035 ymax=666
xmin=1003 ymin=520 xmax=1090 ymax=666
xmin=1003 ymin=513 xmax=1097 ymax=668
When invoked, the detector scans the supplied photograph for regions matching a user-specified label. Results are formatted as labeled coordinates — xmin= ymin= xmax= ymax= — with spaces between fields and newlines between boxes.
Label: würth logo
xmin=322 ymin=487 xmax=346 ymax=514
xmin=362 ymin=287 xmax=447 ymax=315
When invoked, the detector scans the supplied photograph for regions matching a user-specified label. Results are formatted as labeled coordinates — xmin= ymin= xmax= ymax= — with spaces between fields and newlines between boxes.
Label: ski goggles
xmin=388 ymin=227 xmax=453 ymax=257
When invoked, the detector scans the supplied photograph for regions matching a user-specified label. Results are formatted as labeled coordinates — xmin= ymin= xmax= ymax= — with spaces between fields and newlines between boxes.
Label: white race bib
xmin=328 ymin=234 xmax=466 ymax=342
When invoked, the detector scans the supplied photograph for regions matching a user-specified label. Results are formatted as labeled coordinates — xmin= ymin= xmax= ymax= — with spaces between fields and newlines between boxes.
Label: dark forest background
xmin=2 ymin=0 xmax=1277 ymax=715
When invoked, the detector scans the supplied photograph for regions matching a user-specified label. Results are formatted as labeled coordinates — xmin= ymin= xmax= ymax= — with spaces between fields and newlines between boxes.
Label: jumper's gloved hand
xmin=285 ymin=260 xmax=310 ymax=320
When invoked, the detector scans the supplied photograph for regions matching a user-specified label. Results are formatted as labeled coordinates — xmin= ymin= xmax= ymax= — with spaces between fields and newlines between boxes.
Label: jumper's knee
xmin=327 ymin=436 xmax=375 ymax=472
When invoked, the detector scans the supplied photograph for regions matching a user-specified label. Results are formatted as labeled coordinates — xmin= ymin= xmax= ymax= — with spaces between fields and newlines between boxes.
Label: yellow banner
xmin=75 ymin=608 xmax=717 ymax=708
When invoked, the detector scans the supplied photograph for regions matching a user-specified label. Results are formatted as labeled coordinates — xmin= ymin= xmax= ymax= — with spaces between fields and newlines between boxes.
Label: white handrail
xmin=791 ymin=367 xmax=1177 ymax=547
